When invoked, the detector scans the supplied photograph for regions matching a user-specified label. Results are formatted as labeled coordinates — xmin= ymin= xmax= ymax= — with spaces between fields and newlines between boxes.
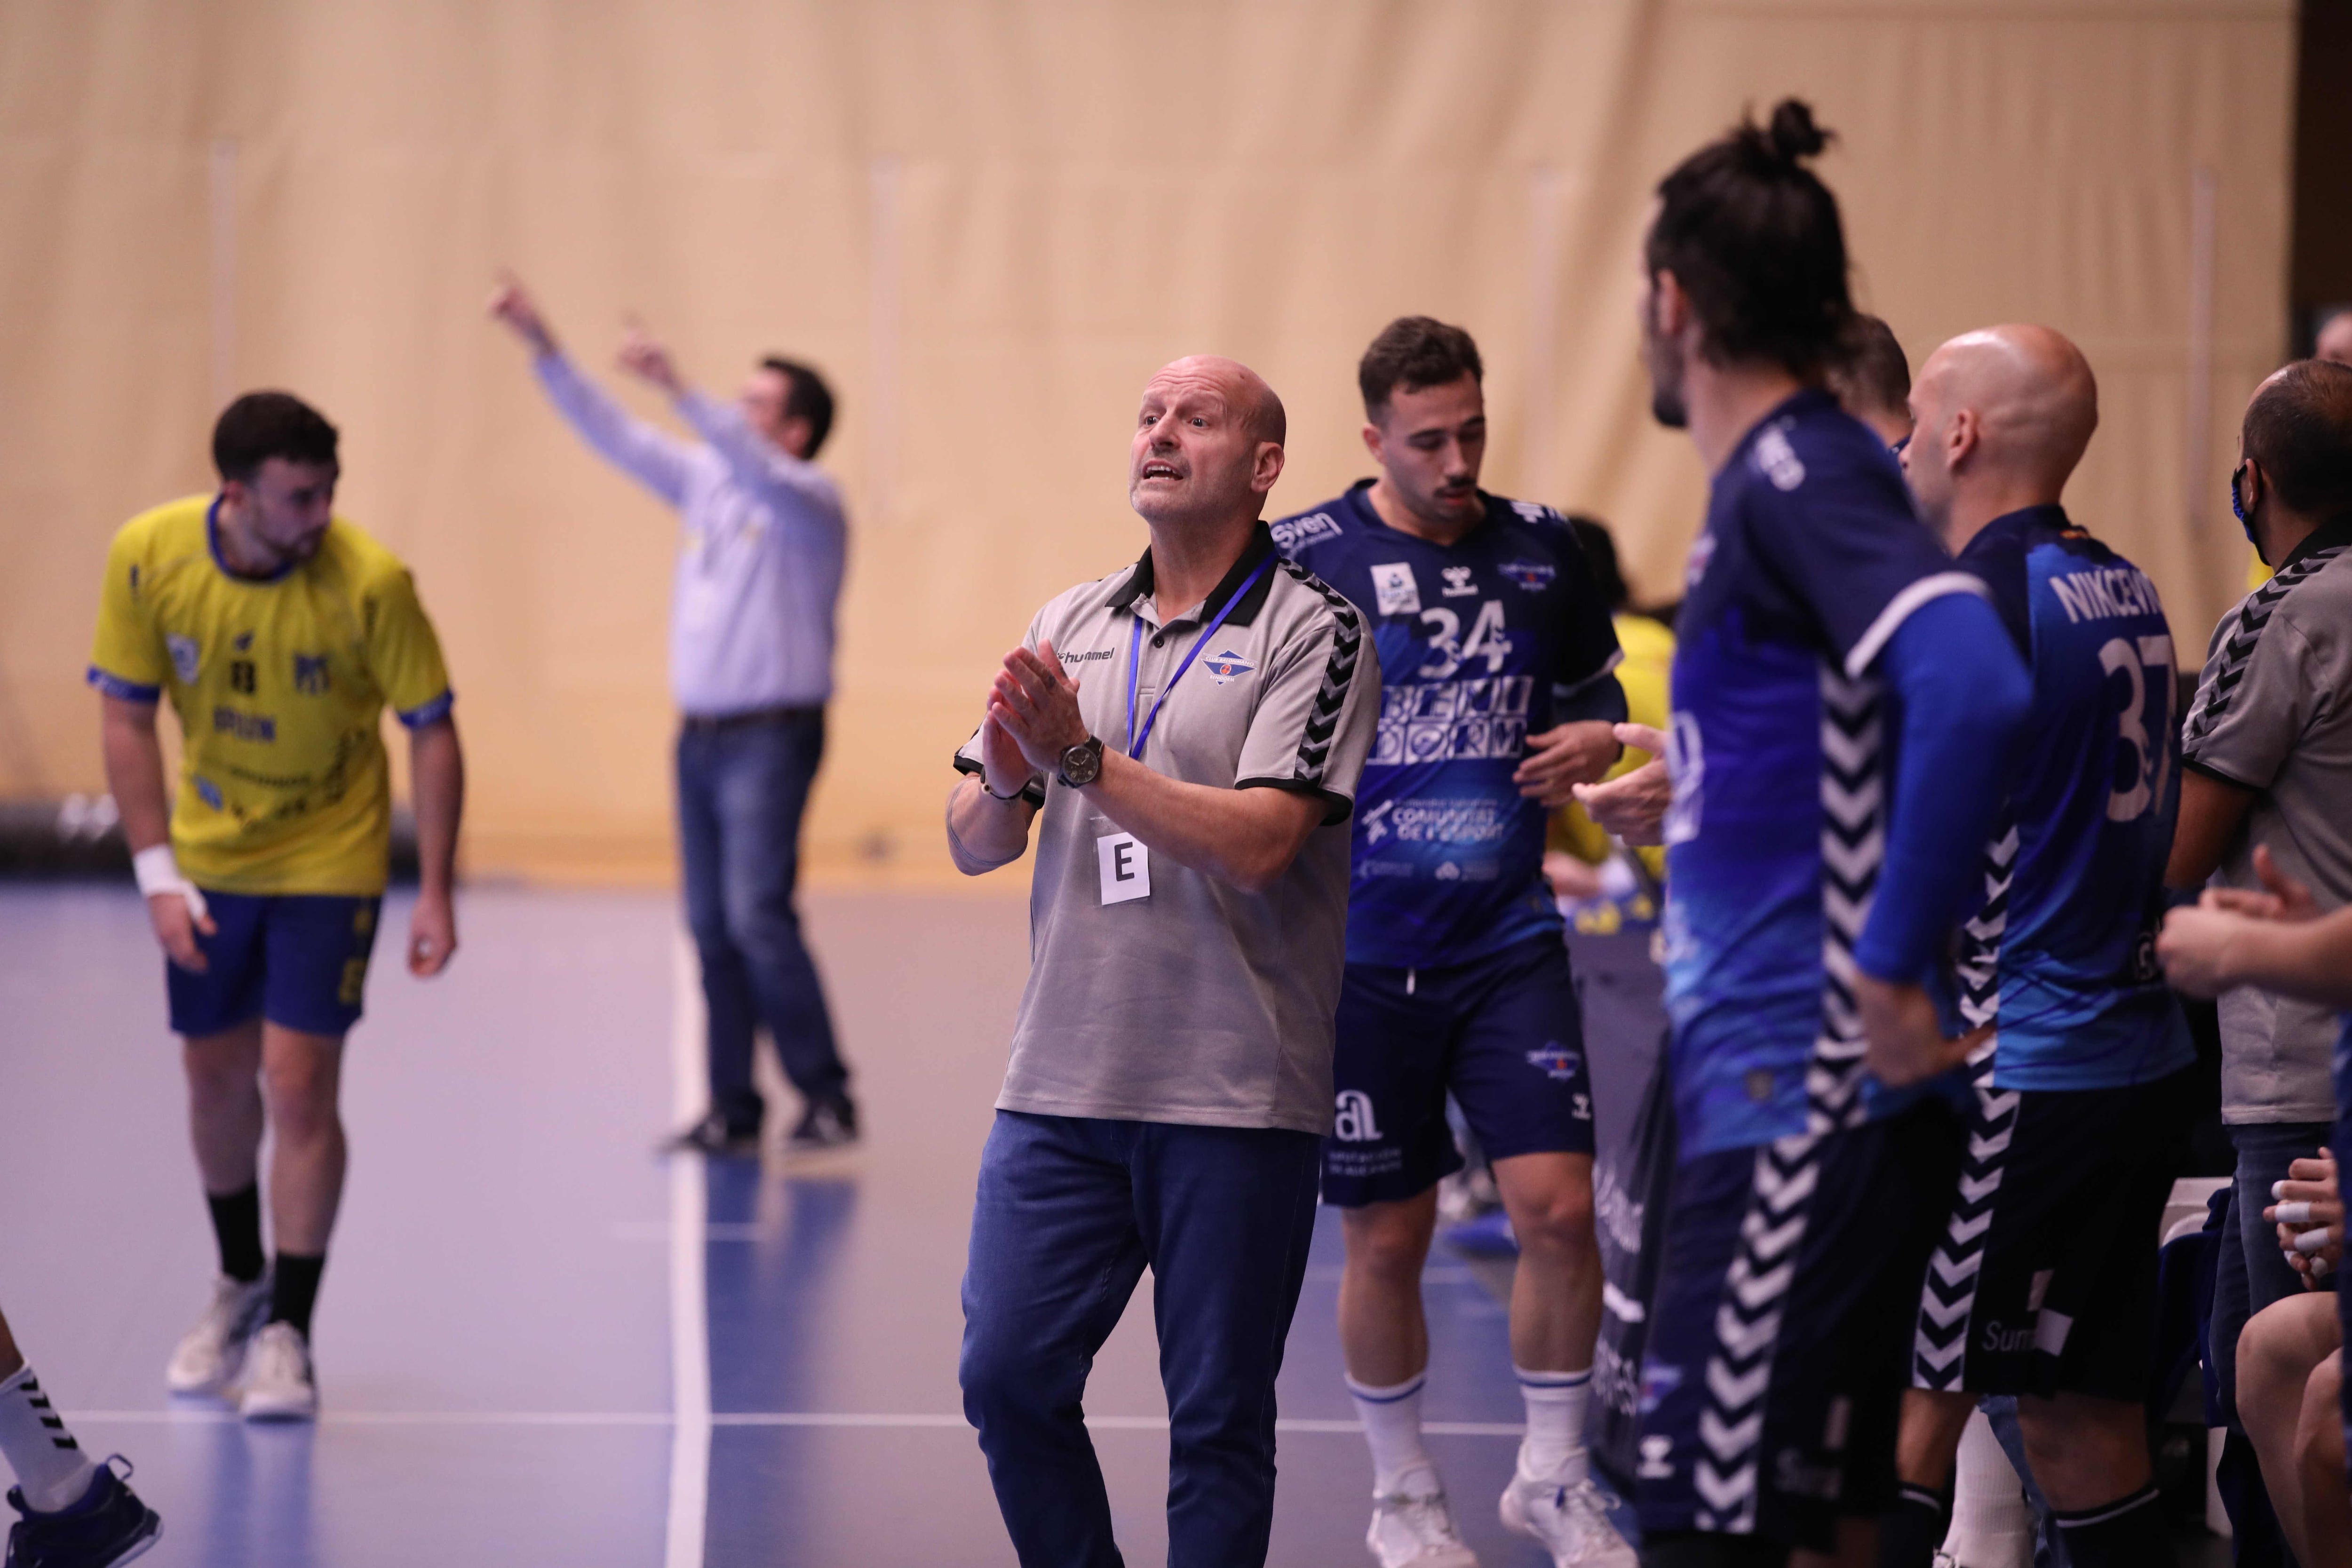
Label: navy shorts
xmin=1634 ymin=1103 xmax=1960 ymax=1550
xmin=166 ymin=891 xmax=383 ymax=1039
xmin=1321 ymin=933 xmax=1596 ymax=1209
xmin=1911 ymin=1066 xmax=2194 ymax=1403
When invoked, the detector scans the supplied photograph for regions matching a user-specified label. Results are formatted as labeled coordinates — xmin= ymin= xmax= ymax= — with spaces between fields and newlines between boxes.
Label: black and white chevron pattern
xmin=1276 ymin=559 xmax=1363 ymax=788
xmin=2182 ymin=546 xmax=2346 ymax=750
xmin=1809 ymin=668 xmax=1884 ymax=1133
xmin=1693 ymin=1132 xmax=1819 ymax=1532
xmin=1690 ymin=665 xmax=1890 ymax=1531
xmin=1950 ymin=824 xmax=2018 ymax=1036
xmin=1913 ymin=1082 xmax=2021 ymax=1389
xmin=21 ymin=1373 xmax=79 ymax=1450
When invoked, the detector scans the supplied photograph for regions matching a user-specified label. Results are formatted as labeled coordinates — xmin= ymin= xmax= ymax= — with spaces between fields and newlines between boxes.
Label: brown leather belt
xmin=679 ymin=704 xmax=824 ymax=734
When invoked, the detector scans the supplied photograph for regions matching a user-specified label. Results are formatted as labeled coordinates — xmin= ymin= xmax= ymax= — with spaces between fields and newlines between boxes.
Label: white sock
xmin=0 ymin=1366 xmax=98 ymax=1513
xmin=1347 ymin=1371 xmax=1435 ymax=1494
xmin=1516 ymin=1365 xmax=1592 ymax=1483
xmin=1940 ymin=1406 xmax=2033 ymax=1567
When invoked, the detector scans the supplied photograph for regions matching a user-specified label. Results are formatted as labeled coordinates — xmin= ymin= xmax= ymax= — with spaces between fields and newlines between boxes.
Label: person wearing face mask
xmin=2168 ymin=356 xmax=2352 ymax=1557
xmin=489 ymin=274 xmax=856 ymax=1156
xmin=946 ymin=356 xmax=1379 ymax=1568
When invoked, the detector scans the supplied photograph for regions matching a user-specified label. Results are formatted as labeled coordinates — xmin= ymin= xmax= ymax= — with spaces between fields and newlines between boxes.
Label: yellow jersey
xmin=1553 ymin=610 xmax=1674 ymax=880
xmin=88 ymin=495 xmax=453 ymax=896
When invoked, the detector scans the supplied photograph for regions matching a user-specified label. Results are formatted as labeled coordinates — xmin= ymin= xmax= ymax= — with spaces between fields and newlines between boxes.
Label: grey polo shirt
xmin=954 ymin=524 xmax=1379 ymax=1135
xmin=2182 ymin=513 xmax=2352 ymax=1123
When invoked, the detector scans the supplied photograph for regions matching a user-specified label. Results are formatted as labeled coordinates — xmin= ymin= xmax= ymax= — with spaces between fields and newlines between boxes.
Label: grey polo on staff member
xmin=954 ymin=523 xmax=1379 ymax=1137
xmin=2182 ymin=514 xmax=2352 ymax=1123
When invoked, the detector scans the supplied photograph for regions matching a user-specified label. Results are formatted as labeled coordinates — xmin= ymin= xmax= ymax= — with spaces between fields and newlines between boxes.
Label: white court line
xmin=67 ymin=1409 xmax=1524 ymax=1438
xmin=665 ymin=930 xmax=711 ymax=1568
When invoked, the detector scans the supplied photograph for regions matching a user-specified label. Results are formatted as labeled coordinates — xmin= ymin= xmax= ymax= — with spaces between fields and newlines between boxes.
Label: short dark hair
xmin=1826 ymin=313 xmax=1909 ymax=418
xmin=2244 ymin=358 xmax=2352 ymax=518
xmin=1645 ymin=99 xmax=1855 ymax=378
xmin=761 ymin=357 xmax=836 ymax=458
xmin=1358 ymin=317 xmax=1483 ymax=421
xmin=1567 ymin=514 xmax=1629 ymax=611
xmin=212 ymin=391 xmax=338 ymax=484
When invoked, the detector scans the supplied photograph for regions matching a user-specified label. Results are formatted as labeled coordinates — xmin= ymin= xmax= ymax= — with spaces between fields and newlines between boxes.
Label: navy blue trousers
xmin=676 ymin=711 xmax=846 ymax=1132
xmin=960 ymin=1111 xmax=1322 ymax=1568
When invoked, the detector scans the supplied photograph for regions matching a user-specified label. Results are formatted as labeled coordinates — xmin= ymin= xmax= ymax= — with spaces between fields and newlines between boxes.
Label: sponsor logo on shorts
xmin=1526 ymin=1042 xmax=1582 ymax=1081
xmin=1638 ymin=1360 xmax=1683 ymax=1416
xmin=1773 ymin=1446 xmax=1844 ymax=1501
xmin=1200 ymin=648 xmax=1254 ymax=685
xmin=1637 ymin=1434 xmax=1676 ymax=1480
xmin=1332 ymin=1090 xmax=1382 ymax=1143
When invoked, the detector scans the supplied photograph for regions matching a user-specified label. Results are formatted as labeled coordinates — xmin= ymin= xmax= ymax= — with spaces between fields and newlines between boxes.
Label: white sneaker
xmin=1366 ymin=1471 xmax=1479 ymax=1568
xmin=165 ymin=1273 xmax=272 ymax=1396
xmin=237 ymin=1321 xmax=318 ymax=1422
xmin=1499 ymin=1465 xmax=1636 ymax=1568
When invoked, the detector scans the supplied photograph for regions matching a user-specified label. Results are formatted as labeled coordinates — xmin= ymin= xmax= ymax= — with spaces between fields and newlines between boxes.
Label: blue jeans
xmin=2210 ymin=1119 xmax=2336 ymax=1564
xmin=676 ymin=711 xmax=845 ymax=1131
xmin=960 ymin=1112 xmax=1322 ymax=1568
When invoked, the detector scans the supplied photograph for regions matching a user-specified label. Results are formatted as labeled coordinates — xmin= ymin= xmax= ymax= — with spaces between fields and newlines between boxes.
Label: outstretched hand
xmin=616 ymin=316 xmax=685 ymax=396
xmin=2157 ymin=846 xmax=2321 ymax=996
xmin=987 ymin=641 xmax=1089 ymax=774
xmin=1571 ymin=723 xmax=1672 ymax=845
xmin=486 ymin=271 xmax=557 ymax=355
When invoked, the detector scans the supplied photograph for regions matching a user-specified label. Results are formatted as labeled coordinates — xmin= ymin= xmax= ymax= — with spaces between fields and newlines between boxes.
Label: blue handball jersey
xmin=1662 ymin=390 xmax=1985 ymax=1159
xmin=1274 ymin=483 xmax=1623 ymax=968
xmin=1951 ymin=506 xmax=2194 ymax=1090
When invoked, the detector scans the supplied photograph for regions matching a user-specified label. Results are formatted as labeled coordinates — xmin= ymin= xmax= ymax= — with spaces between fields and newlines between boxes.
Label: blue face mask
xmin=2232 ymin=461 xmax=2265 ymax=563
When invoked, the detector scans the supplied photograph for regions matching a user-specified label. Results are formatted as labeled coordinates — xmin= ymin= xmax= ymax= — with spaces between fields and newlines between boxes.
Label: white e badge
xmin=1097 ymin=833 xmax=1150 ymax=905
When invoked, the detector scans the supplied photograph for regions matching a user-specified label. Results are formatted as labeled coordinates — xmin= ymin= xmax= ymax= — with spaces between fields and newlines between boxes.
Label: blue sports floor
xmin=0 ymin=884 xmax=1581 ymax=1567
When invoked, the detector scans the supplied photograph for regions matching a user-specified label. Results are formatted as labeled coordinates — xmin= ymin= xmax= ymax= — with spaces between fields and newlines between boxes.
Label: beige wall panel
xmin=0 ymin=0 xmax=2295 ymax=884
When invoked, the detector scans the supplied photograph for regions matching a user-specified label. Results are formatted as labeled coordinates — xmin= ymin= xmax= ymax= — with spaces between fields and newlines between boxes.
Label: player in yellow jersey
xmin=87 ymin=392 xmax=463 ymax=1423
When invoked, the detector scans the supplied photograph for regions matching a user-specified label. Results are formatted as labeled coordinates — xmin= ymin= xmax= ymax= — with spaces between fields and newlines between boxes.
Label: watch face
xmin=1061 ymin=742 xmax=1101 ymax=785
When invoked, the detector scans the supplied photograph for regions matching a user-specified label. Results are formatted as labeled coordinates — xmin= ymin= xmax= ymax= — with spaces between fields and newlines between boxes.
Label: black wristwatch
xmin=1057 ymin=735 xmax=1105 ymax=789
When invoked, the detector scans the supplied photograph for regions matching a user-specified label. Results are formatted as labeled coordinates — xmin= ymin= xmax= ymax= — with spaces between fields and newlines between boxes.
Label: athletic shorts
xmin=1634 ymin=1102 xmax=1960 ymax=1550
xmin=1911 ymin=1065 xmax=2194 ymax=1403
xmin=1320 ymin=933 xmax=1595 ymax=1208
xmin=166 ymin=891 xmax=383 ymax=1039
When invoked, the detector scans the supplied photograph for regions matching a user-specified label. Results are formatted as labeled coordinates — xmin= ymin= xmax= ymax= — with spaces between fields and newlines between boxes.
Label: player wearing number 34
xmin=946 ymin=356 xmax=1378 ymax=1568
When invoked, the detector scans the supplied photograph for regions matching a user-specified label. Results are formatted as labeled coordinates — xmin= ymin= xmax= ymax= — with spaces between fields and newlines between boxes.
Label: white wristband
xmin=132 ymin=844 xmax=209 ymax=923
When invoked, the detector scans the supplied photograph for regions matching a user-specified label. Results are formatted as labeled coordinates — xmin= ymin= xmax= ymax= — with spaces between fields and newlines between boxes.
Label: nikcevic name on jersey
xmin=1950 ymin=506 xmax=2193 ymax=1090
xmin=1274 ymin=482 xmax=1622 ymax=968
xmin=1662 ymin=390 xmax=1984 ymax=1159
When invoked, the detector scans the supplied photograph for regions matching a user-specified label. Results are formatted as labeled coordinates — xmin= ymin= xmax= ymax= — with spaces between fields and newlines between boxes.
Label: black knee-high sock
xmin=268 ymin=1253 xmax=326 ymax=1337
xmin=1875 ymin=1482 xmax=1948 ymax=1568
xmin=2050 ymin=1484 xmax=2177 ymax=1568
xmin=1639 ymin=1530 xmax=1790 ymax=1568
xmin=206 ymin=1185 xmax=265 ymax=1283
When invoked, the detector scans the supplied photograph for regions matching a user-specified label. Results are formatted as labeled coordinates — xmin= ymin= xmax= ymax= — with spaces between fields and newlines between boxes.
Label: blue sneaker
xmin=5 ymin=1458 xmax=162 ymax=1568
xmin=1442 ymin=1206 xmax=1519 ymax=1258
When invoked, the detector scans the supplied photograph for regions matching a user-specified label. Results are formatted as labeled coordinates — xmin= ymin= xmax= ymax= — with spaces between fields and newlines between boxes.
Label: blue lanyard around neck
xmin=1124 ymin=556 xmax=1274 ymax=761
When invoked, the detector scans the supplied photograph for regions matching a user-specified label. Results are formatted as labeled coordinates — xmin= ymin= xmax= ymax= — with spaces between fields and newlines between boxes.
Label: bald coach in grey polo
xmin=944 ymin=355 xmax=1378 ymax=1568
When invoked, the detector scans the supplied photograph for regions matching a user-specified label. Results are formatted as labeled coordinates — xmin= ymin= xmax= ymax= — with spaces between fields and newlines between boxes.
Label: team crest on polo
xmin=1200 ymin=648 xmax=1254 ymax=685
xmin=1526 ymin=1042 xmax=1582 ymax=1080
xmin=167 ymin=635 xmax=200 ymax=684
xmin=1499 ymin=560 xmax=1555 ymax=591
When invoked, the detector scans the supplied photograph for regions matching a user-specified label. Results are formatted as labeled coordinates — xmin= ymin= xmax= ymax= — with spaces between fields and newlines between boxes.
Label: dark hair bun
xmin=1764 ymin=99 xmax=1830 ymax=164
